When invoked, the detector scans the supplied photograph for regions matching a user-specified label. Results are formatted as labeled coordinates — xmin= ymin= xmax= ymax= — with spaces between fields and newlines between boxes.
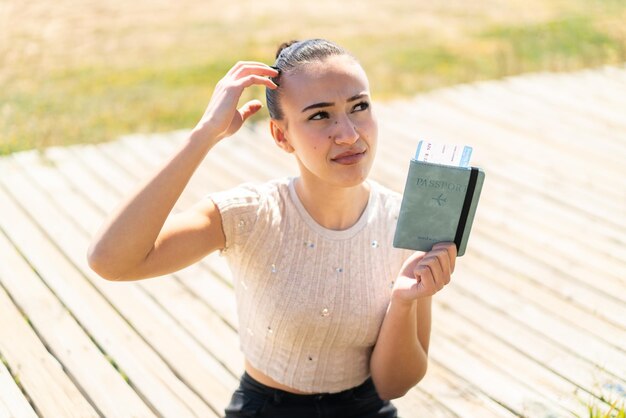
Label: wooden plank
xmin=476 ymin=202 xmax=626 ymax=298
xmin=382 ymin=94 xmax=626 ymax=198
xmin=482 ymin=180 xmax=626 ymax=267
xmin=542 ymin=71 xmax=626 ymax=108
xmin=47 ymin=144 xmax=243 ymax=375
xmin=0 ymin=275 xmax=99 ymax=417
xmin=392 ymin=388 xmax=460 ymax=418
xmin=373 ymin=120 xmax=604 ymax=217
xmin=0 ymin=160 xmax=217 ymax=417
xmin=140 ymin=269 xmax=243 ymax=375
xmin=456 ymin=261 xmax=626 ymax=381
xmin=378 ymin=98 xmax=626 ymax=218
xmin=401 ymin=362 xmax=517 ymax=418
xmin=14 ymin=149 xmax=236 ymax=350
xmin=0 ymin=350 xmax=38 ymax=418
xmin=462 ymin=250 xmax=626 ymax=376
xmin=8 ymin=151 xmax=234 ymax=414
xmin=453 ymin=77 xmax=626 ymax=158
xmin=470 ymin=231 xmax=626 ymax=331
xmin=14 ymin=147 xmax=246 ymax=410
xmin=113 ymin=136 xmax=243 ymax=291
xmin=467 ymin=82 xmax=626 ymax=169
xmin=601 ymin=65 xmax=626 ymax=86
xmin=462 ymin=223 xmax=626 ymax=351
xmin=432 ymin=304 xmax=594 ymax=417
xmin=478 ymin=182 xmax=626 ymax=279
xmin=440 ymin=274 xmax=621 ymax=415
xmin=469 ymin=167 xmax=626 ymax=291
xmin=42 ymin=146 xmax=125 ymax=213
xmin=66 ymin=141 xmax=241 ymax=326
xmin=98 ymin=134 xmax=199 ymax=214
xmin=0 ymin=225 xmax=156 ymax=418
xmin=115 ymin=134 xmax=228 ymax=210
xmin=70 ymin=138 xmax=238 ymax=292
xmin=408 ymin=89 xmax=626 ymax=192
xmin=504 ymin=74 xmax=626 ymax=130
xmin=429 ymin=331 xmax=569 ymax=417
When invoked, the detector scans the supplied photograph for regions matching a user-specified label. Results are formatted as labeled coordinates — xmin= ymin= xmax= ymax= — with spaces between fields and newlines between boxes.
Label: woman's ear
xmin=269 ymin=120 xmax=295 ymax=153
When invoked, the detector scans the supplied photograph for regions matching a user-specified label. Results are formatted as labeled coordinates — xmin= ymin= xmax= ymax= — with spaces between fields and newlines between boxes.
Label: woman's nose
xmin=333 ymin=115 xmax=359 ymax=145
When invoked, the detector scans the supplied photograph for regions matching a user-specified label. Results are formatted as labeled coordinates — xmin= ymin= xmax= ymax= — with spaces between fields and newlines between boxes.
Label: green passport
xmin=393 ymin=160 xmax=485 ymax=256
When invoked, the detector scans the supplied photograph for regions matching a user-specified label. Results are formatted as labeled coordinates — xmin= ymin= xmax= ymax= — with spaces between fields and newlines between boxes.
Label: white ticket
xmin=415 ymin=140 xmax=473 ymax=167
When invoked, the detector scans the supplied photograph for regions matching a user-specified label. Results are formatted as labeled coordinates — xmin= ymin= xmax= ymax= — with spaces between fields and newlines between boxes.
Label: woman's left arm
xmin=369 ymin=242 xmax=457 ymax=400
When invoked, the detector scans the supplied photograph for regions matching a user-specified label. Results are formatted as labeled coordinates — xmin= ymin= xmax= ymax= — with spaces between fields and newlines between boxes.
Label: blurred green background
xmin=1 ymin=0 xmax=625 ymax=155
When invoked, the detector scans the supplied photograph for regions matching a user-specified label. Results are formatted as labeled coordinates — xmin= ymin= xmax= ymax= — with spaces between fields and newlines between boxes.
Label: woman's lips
xmin=331 ymin=151 xmax=366 ymax=165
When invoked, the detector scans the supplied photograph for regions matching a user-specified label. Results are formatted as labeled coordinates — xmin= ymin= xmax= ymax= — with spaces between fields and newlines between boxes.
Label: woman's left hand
xmin=392 ymin=242 xmax=457 ymax=304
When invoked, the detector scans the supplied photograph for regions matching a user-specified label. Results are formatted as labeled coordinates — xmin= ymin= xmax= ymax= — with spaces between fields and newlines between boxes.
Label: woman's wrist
xmin=190 ymin=121 xmax=222 ymax=147
xmin=389 ymin=290 xmax=417 ymax=311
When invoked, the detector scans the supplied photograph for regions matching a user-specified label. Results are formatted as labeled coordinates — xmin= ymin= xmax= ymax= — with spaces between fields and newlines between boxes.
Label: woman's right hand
xmin=195 ymin=61 xmax=278 ymax=142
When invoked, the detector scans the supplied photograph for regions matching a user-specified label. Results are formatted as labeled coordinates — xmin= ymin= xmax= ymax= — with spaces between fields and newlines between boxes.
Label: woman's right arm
xmin=86 ymin=62 xmax=278 ymax=281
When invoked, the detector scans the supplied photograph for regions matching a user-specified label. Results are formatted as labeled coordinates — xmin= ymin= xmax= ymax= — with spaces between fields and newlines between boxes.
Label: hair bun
xmin=276 ymin=40 xmax=299 ymax=59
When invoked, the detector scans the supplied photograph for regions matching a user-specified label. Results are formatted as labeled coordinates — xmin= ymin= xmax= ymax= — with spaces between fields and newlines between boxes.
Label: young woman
xmin=87 ymin=39 xmax=456 ymax=418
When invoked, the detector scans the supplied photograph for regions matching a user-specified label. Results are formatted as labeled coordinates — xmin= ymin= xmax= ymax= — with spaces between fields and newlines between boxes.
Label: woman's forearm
xmin=87 ymin=62 xmax=278 ymax=280
xmin=87 ymin=127 xmax=217 ymax=278
xmin=369 ymin=296 xmax=431 ymax=400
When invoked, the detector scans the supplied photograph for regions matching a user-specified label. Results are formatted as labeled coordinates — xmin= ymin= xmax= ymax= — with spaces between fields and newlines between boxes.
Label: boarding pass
xmin=414 ymin=140 xmax=473 ymax=167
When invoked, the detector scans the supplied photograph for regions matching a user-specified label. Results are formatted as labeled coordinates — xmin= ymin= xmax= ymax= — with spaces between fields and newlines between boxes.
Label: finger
xmin=238 ymin=100 xmax=263 ymax=122
xmin=413 ymin=265 xmax=436 ymax=297
xmin=227 ymin=61 xmax=274 ymax=76
xmin=233 ymin=65 xmax=279 ymax=79
xmin=399 ymin=251 xmax=426 ymax=279
xmin=432 ymin=242 xmax=457 ymax=273
xmin=234 ymin=74 xmax=279 ymax=90
xmin=418 ymin=256 xmax=445 ymax=291
xmin=428 ymin=249 xmax=451 ymax=284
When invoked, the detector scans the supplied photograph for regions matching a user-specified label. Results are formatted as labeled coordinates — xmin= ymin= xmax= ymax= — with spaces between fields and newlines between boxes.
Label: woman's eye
xmin=309 ymin=111 xmax=329 ymax=121
xmin=352 ymin=101 xmax=370 ymax=112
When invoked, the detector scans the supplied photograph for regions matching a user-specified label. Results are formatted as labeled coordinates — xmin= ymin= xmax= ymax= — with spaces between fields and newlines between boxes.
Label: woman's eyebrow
xmin=301 ymin=102 xmax=334 ymax=113
xmin=347 ymin=93 xmax=368 ymax=102
xmin=301 ymin=93 xmax=370 ymax=113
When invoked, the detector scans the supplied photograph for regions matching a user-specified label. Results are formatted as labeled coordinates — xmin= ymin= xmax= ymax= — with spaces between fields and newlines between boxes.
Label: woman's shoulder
xmin=208 ymin=178 xmax=290 ymax=253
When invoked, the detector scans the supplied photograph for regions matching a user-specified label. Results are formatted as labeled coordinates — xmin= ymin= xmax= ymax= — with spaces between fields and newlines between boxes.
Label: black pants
xmin=224 ymin=372 xmax=398 ymax=418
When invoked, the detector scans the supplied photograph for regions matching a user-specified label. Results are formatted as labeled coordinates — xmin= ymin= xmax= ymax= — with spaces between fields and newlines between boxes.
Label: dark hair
xmin=266 ymin=39 xmax=353 ymax=120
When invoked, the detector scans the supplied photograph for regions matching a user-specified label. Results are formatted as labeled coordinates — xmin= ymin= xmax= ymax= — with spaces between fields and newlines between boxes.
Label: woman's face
xmin=272 ymin=54 xmax=378 ymax=189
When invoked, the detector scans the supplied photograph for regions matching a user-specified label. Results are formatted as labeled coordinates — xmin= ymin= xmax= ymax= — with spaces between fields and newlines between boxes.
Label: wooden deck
xmin=1 ymin=65 xmax=626 ymax=418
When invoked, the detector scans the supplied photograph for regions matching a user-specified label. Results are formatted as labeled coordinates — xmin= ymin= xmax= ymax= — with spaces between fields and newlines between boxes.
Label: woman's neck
xmin=294 ymin=176 xmax=370 ymax=231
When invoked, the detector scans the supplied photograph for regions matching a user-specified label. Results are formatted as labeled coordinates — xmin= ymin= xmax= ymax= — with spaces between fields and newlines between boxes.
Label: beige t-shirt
xmin=210 ymin=177 xmax=411 ymax=393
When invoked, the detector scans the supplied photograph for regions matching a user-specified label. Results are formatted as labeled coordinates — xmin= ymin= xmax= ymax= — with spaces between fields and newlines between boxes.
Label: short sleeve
xmin=208 ymin=183 xmax=261 ymax=254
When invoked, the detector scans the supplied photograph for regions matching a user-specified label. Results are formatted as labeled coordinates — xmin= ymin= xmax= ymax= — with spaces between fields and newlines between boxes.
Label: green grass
xmin=582 ymin=400 xmax=626 ymax=418
xmin=575 ymin=382 xmax=626 ymax=418
xmin=2 ymin=9 xmax=626 ymax=156
xmin=481 ymin=15 xmax=624 ymax=73
xmin=0 ymin=54 xmax=272 ymax=155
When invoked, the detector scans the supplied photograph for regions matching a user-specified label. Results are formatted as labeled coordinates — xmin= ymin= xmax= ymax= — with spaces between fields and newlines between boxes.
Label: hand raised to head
xmin=195 ymin=61 xmax=279 ymax=142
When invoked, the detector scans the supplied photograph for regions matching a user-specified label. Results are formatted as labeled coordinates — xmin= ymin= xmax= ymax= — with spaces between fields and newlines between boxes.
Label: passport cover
xmin=393 ymin=160 xmax=485 ymax=256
